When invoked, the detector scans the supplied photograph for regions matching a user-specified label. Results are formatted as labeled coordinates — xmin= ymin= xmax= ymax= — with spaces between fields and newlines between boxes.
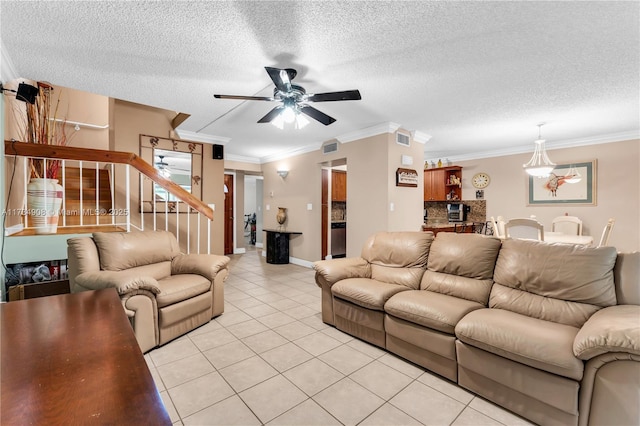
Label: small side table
xmin=264 ymin=229 xmax=302 ymax=264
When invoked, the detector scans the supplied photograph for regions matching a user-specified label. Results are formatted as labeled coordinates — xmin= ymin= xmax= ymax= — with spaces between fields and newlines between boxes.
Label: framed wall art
xmin=396 ymin=168 xmax=418 ymax=187
xmin=139 ymin=134 xmax=203 ymax=213
xmin=527 ymin=160 xmax=596 ymax=205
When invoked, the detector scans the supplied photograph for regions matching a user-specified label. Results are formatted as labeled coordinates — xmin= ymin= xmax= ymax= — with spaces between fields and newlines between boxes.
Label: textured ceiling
xmin=2 ymin=1 xmax=639 ymax=163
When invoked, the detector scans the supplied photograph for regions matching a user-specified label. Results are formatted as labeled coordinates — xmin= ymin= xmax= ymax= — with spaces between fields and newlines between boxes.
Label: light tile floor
xmin=146 ymin=248 xmax=535 ymax=426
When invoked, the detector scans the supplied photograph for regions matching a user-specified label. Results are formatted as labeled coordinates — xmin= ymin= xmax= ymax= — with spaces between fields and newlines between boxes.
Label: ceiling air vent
xmin=396 ymin=132 xmax=410 ymax=146
xmin=323 ymin=142 xmax=338 ymax=154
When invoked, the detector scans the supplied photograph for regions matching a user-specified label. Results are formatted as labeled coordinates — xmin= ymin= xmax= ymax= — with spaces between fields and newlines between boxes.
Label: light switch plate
xmin=307 ymin=203 xmax=313 ymax=210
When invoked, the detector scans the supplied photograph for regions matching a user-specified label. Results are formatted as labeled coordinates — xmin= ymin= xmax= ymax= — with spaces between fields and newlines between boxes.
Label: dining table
xmin=543 ymin=231 xmax=594 ymax=246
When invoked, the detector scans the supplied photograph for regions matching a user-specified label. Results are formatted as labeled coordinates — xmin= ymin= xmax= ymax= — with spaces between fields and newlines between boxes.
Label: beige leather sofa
xmin=314 ymin=231 xmax=640 ymax=426
xmin=68 ymin=230 xmax=230 ymax=353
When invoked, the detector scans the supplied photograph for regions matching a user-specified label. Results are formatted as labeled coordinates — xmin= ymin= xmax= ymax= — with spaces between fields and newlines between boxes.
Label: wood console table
xmin=0 ymin=288 xmax=171 ymax=425
xmin=264 ymin=229 xmax=302 ymax=264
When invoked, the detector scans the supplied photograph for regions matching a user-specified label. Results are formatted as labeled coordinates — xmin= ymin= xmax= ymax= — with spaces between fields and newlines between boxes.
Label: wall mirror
xmin=140 ymin=135 xmax=203 ymax=213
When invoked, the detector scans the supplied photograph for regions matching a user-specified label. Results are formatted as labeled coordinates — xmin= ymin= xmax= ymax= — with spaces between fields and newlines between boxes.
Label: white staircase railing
xmin=4 ymin=141 xmax=214 ymax=254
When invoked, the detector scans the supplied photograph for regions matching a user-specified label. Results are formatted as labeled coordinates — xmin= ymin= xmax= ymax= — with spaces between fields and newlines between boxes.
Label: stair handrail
xmin=4 ymin=140 xmax=213 ymax=220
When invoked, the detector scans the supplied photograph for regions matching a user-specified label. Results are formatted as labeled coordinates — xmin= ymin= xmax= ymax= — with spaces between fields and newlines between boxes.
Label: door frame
xmin=223 ymin=172 xmax=235 ymax=255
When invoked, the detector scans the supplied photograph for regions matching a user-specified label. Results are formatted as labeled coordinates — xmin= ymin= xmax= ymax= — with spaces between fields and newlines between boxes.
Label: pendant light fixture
xmin=523 ymin=123 xmax=555 ymax=177
xmin=564 ymin=164 xmax=582 ymax=183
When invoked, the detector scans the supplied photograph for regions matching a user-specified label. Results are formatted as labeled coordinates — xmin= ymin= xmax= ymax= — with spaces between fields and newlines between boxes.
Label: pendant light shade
xmin=523 ymin=123 xmax=555 ymax=177
xmin=564 ymin=164 xmax=582 ymax=183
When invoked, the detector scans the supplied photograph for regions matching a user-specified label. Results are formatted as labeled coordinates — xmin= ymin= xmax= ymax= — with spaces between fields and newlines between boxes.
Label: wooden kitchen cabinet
xmin=332 ymin=170 xmax=347 ymax=202
xmin=424 ymin=166 xmax=462 ymax=201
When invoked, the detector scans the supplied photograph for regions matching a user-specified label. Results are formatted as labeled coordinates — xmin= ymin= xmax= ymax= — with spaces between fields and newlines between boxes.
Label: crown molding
xmin=225 ymin=153 xmax=261 ymax=164
xmin=260 ymin=143 xmax=321 ymax=164
xmin=336 ymin=122 xmax=401 ymax=143
xmin=441 ymin=130 xmax=640 ymax=162
xmin=175 ymin=129 xmax=230 ymax=145
xmin=411 ymin=130 xmax=432 ymax=144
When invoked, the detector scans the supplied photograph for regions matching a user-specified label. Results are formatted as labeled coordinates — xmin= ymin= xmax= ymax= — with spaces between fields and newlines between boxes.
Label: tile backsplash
xmin=425 ymin=200 xmax=486 ymax=223
xmin=331 ymin=202 xmax=346 ymax=221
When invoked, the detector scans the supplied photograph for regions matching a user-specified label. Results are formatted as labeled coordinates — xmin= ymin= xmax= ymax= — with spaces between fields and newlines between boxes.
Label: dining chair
xmin=552 ymin=215 xmax=583 ymax=235
xmin=490 ymin=216 xmax=506 ymax=238
xmin=505 ymin=218 xmax=544 ymax=241
xmin=597 ymin=218 xmax=616 ymax=247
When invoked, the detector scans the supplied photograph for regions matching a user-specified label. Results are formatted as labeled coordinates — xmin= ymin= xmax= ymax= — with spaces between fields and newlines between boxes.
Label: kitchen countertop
xmin=423 ymin=221 xmax=476 ymax=228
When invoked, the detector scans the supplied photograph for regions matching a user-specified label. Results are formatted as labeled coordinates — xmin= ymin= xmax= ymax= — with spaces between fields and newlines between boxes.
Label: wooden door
xmin=224 ymin=174 xmax=234 ymax=255
xmin=321 ymin=169 xmax=329 ymax=259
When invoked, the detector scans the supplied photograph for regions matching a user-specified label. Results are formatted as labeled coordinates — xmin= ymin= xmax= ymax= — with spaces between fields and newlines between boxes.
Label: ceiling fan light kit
xmin=523 ymin=123 xmax=556 ymax=178
xmin=214 ymin=66 xmax=361 ymax=128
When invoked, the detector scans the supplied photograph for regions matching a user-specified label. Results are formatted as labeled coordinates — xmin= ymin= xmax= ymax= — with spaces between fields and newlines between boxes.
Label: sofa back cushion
xmin=421 ymin=233 xmax=502 ymax=304
xmin=491 ymin=239 xmax=618 ymax=327
xmin=361 ymin=231 xmax=434 ymax=289
xmin=614 ymin=252 xmax=640 ymax=305
xmin=93 ymin=230 xmax=181 ymax=272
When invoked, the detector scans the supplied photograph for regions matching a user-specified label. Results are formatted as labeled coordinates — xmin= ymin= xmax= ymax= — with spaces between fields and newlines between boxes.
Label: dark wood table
xmin=1 ymin=288 xmax=171 ymax=425
xmin=264 ymin=229 xmax=302 ymax=264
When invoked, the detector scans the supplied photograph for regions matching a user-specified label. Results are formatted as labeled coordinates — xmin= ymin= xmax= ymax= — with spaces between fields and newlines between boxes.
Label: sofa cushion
xmin=455 ymin=308 xmax=584 ymax=381
xmin=421 ymin=233 xmax=501 ymax=305
xmin=385 ymin=290 xmax=484 ymax=334
xmin=332 ymin=278 xmax=410 ymax=311
xmin=492 ymin=239 xmax=618 ymax=327
xmin=361 ymin=231 xmax=434 ymax=289
xmin=93 ymin=230 xmax=181 ymax=271
xmin=118 ymin=261 xmax=172 ymax=282
xmin=421 ymin=270 xmax=494 ymax=305
xmin=427 ymin=233 xmax=502 ymax=280
xmin=156 ymin=274 xmax=211 ymax=308
xmin=490 ymin=283 xmax=600 ymax=328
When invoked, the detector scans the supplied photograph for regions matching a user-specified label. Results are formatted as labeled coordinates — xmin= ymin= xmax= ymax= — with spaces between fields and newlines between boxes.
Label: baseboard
xmin=257 ymin=250 xmax=312 ymax=268
xmin=4 ymin=223 xmax=24 ymax=236
xmin=255 ymin=242 xmax=263 ymax=248
xmin=289 ymin=257 xmax=314 ymax=269
xmin=234 ymin=248 xmax=246 ymax=254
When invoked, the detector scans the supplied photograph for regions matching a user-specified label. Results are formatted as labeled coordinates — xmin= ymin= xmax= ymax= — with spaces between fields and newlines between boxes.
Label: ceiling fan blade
xmin=265 ymin=67 xmax=296 ymax=92
xmin=306 ymin=90 xmax=361 ymax=102
xmin=214 ymin=94 xmax=274 ymax=101
xmin=299 ymin=105 xmax=336 ymax=126
xmin=257 ymin=106 xmax=284 ymax=123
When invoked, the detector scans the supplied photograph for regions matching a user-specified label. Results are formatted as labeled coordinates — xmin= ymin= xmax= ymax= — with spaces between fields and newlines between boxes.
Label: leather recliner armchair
xmin=67 ymin=230 xmax=230 ymax=353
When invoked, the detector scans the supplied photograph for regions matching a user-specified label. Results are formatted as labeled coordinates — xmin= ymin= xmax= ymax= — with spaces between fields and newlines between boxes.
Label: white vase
xmin=27 ymin=178 xmax=64 ymax=234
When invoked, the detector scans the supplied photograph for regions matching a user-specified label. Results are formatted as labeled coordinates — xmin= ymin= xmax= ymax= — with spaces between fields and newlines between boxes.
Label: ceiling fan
xmin=214 ymin=66 xmax=361 ymax=127
xmin=155 ymin=155 xmax=172 ymax=177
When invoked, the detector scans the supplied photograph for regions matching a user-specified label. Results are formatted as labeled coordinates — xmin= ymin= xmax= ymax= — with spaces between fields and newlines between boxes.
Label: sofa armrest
xmin=74 ymin=271 xmax=161 ymax=296
xmin=171 ymin=254 xmax=230 ymax=281
xmin=313 ymin=257 xmax=371 ymax=288
xmin=573 ymin=305 xmax=640 ymax=360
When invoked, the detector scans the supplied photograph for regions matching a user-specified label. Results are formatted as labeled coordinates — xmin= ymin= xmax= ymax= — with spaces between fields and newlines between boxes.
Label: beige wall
xmin=456 ymin=139 xmax=639 ymax=252
xmin=261 ymin=130 xmax=425 ymax=262
xmin=3 ymin=82 xmax=110 ymax=228
xmin=111 ymin=100 xmax=226 ymax=255
xmin=387 ymin=133 xmax=425 ymax=232
xmin=3 ymin=80 xmax=109 ymax=149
